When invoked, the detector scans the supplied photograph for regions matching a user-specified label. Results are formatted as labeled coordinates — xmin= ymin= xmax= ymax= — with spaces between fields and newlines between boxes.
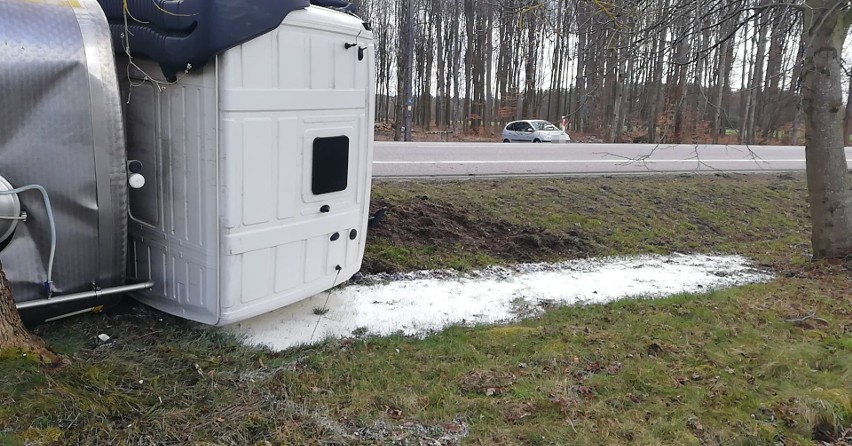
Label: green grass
xmin=1 ymin=174 xmax=850 ymax=445
xmin=365 ymin=174 xmax=812 ymax=271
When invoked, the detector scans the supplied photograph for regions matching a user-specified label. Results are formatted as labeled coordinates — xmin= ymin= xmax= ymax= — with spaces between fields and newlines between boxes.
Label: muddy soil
xmin=362 ymin=196 xmax=592 ymax=273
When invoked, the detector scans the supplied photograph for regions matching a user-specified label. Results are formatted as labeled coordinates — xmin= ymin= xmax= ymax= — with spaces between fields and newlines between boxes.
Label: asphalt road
xmin=373 ymin=142 xmax=852 ymax=178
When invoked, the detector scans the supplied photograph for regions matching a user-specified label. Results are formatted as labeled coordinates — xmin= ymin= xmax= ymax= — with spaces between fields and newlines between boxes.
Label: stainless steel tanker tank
xmin=0 ymin=0 xmax=130 ymax=321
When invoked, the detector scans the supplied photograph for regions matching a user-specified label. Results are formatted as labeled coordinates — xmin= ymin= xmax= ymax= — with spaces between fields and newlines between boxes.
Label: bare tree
xmin=801 ymin=0 xmax=852 ymax=258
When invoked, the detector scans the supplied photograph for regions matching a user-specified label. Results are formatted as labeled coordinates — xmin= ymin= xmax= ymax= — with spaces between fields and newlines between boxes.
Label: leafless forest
xmin=353 ymin=0 xmax=840 ymax=144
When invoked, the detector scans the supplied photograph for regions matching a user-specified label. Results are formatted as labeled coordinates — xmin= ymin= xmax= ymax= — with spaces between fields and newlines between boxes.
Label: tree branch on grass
xmin=785 ymin=311 xmax=829 ymax=324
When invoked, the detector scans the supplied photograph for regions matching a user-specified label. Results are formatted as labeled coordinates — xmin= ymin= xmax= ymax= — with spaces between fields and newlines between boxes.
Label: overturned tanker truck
xmin=0 ymin=0 xmax=375 ymax=325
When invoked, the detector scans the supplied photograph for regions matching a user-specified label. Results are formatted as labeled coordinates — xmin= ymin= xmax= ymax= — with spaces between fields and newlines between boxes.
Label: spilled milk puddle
xmin=224 ymin=254 xmax=772 ymax=351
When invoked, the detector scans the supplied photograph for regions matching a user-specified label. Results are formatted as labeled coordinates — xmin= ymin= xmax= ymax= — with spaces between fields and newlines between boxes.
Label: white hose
xmin=0 ymin=184 xmax=57 ymax=295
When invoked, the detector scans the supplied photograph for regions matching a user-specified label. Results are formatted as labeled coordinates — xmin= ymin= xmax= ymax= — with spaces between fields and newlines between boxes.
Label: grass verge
xmin=1 ymin=173 xmax=850 ymax=445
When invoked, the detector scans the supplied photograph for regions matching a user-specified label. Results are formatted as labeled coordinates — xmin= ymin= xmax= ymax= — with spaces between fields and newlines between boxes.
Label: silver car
xmin=502 ymin=120 xmax=570 ymax=143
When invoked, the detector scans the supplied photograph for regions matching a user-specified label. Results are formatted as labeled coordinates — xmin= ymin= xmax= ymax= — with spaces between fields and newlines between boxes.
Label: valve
xmin=0 ymin=175 xmax=22 ymax=246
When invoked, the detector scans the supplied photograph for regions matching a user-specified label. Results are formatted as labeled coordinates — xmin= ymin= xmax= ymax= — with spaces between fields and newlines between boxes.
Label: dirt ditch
xmin=363 ymin=196 xmax=593 ymax=273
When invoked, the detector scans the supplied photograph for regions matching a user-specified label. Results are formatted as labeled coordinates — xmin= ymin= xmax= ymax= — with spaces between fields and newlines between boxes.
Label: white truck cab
xmin=122 ymin=5 xmax=376 ymax=325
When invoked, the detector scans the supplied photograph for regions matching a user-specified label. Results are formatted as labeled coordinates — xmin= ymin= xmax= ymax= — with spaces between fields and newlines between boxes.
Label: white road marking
xmin=373 ymin=159 xmax=806 ymax=164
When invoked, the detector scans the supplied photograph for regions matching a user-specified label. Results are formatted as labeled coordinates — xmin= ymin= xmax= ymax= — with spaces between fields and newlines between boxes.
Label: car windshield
xmin=532 ymin=121 xmax=558 ymax=131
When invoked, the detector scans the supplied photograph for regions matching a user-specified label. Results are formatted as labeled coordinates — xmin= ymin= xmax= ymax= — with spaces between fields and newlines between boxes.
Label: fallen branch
xmin=785 ymin=312 xmax=829 ymax=325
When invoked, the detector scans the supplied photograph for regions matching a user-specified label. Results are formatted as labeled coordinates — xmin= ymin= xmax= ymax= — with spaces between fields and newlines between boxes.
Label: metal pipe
xmin=0 ymin=184 xmax=57 ymax=294
xmin=15 ymin=281 xmax=155 ymax=310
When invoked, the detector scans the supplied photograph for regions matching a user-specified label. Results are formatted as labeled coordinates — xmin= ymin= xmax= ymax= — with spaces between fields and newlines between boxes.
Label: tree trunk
xmin=739 ymin=23 xmax=756 ymax=144
xmin=0 ymin=263 xmax=60 ymax=364
xmin=607 ymin=30 xmax=623 ymax=143
xmin=522 ymin=18 xmax=538 ymax=119
xmin=402 ymin=0 xmax=414 ymax=141
xmin=789 ymin=40 xmax=805 ymax=145
xmin=760 ymin=6 xmax=788 ymax=139
xmin=844 ymin=69 xmax=852 ymax=144
xmin=790 ymin=100 xmax=803 ymax=145
xmin=572 ymin=13 xmax=587 ymax=132
xmin=646 ymin=29 xmax=664 ymax=142
xmin=801 ymin=0 xmax=852 ymax=259
xmin=484 ymin=12 xmax=494 ymax=134
xmin=690 ymin=5 xmax=711 ymax=141
xmin=746 ymin=8 xmax=768 ymax=143
xmin=435 ymin=10 xmax=445 ymax=129
xmin=711 ymin=36 xmax=729 ymax=144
